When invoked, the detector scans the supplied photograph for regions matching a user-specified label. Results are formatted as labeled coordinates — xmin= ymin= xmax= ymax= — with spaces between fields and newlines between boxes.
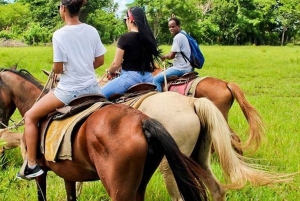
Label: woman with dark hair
xmin=17 ymin=0 xmax=106 ymax=180
xmin=101 ymin=6 xmax=161 ymax=100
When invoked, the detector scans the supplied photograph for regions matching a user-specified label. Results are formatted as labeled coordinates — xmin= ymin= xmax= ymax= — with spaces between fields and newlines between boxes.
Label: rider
xmin=17 ymin=0 xmax=106 ymax=180
xmin=101 ymin=6 xmax=161 ymax=100
xmin=153 ymin=17 xmax=193 ymax=92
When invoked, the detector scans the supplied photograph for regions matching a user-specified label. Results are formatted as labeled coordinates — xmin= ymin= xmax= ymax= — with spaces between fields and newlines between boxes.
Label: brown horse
xmin=152 ymin=67 xmax=264 ymax=152
xmin=0 ymin=68 xmax=210 ymax=201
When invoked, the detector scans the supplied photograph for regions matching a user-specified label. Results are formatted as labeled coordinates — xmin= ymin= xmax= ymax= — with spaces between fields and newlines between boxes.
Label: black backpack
xmin=180 ymin=31 xmax=205 ymax=69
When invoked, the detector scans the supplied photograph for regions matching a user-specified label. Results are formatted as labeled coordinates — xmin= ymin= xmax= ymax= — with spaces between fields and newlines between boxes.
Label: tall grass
xmin=0 ymin=45 xmax=300 ymax=200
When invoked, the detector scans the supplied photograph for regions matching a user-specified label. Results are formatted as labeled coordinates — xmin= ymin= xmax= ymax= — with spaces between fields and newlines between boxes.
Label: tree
xmin=87 ymin=9 xmax=126 ymax=44
xmin=275 ymin=0 xmax=300 ymax=45
xmin=0 ymin=3 xmax=31 ymax=39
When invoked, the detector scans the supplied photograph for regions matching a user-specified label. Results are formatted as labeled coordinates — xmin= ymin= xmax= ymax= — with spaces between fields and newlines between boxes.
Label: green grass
xmin=0 ymin=45 xmax=300 ymax=200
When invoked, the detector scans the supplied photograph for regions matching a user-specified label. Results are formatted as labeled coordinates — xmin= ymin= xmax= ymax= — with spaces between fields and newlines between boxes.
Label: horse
xmin=1 ymin=68 xmax=293 ymax=201
xmin=0 ymin=68 xmax=210 ymax=201
xmin=151 ymin=65 xmax=265 ymax=153
xmin=0 ymin=129 xmax=25 ymax=169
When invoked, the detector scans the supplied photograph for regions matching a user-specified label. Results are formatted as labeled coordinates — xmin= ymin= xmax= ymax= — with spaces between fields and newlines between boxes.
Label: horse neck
xmin=3 ymin=71 xmax=45 ymax=116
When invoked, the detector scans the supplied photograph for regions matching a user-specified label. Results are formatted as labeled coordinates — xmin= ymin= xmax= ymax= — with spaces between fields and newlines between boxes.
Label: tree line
xmin=0 ymin=0 xmax=299 ymax=46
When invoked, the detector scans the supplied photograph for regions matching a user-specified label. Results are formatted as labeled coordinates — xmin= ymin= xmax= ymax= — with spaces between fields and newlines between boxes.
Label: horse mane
xmin=0 ymin=68 xmax=48 ymax=92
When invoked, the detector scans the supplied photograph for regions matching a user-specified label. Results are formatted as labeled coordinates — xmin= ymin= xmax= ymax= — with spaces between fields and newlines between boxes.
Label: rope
xmin=163 ymin=61 xmax=168 ymax=91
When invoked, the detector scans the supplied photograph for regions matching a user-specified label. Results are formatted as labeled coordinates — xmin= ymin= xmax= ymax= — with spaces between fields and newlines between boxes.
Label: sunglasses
xmin=123 ymin=16 xmax=128 ymax=24
xmin=57 ymin=4 xmax=67 ymax=10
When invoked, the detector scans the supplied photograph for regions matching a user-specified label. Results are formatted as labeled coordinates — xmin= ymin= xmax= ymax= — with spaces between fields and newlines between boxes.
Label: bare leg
xmin=24 ymin=91 xmax=64 ymax=166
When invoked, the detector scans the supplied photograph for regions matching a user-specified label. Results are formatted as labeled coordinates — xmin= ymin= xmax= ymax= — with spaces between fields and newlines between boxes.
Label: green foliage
xmin=0 ymin=3 xmax=31 ymax=29
xmin=22 ymin=23 xmax=51 ymax=45
xmin=87 ymin=9 xmax=126 ymax=44
xmin=1 ymin=0 xmax=300 ymax=45
xmin=0 ymin=30 xmax=15 ymax=39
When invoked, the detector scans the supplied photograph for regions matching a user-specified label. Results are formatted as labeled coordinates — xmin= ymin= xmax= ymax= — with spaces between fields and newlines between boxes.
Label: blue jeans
xmin=54 ymin=81 xmax=102 ymax=105
xmin=101 ymin=70 xmax=153 ymax=99
xmin=153 ymin=67 xmax=192 ymax=92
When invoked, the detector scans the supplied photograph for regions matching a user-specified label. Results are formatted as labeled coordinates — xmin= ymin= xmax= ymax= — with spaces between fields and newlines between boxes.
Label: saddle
xmin=108 ymin=82 xmax=157 ymax=102
xmin=162 ymin=72 xmax=204 ymax=96
xmin=39 ymin=94 xmax=110 ymax=162
xmin=51 ymin=94 xmax=108 ymax=120
xmin=167 ymin=71 xmax=198 ymax=84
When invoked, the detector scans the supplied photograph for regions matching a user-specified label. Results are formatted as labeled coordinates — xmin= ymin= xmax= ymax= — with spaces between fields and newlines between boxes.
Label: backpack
xmin=180 ymin=31 xmax=205 ymax=69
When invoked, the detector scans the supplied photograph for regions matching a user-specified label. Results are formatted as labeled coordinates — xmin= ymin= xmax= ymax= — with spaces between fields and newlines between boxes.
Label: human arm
xmin=94 ymin=55 xmax=104 ymax=69
xmin=52 ymin=62 xmax=64 ymax=74
xmin=161 ymin=51 xmax=176 ymax=61
xmin=106 ymin=47 xmax=124 ymax=74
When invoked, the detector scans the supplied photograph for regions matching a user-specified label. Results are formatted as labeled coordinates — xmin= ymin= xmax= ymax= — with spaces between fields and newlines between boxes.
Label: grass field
xmin=0 ymin=45 xmax=300 ymax=200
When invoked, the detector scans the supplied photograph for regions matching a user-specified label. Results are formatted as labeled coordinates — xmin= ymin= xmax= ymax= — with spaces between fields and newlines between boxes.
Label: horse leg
xmin=95 ymin=158 xmax=146 ymax=201
xmin=64 ymin=180 xmax=77 ymax=201
xmin=91 ymin=136 xmax=148 ymax=201
xmin=195 ymin=79 xmax=244 ymax=154
xmin=76 ymin=182 xmax=83 ymax=197
xmin=191 ymin=130 xmax=226 ymax=201
xmin=36 ymin=171 xmax=48 ymax=201
xmin=159 ymin=158 xmax=182 ymax=201
xmin=136 ymin=147 xmax=164 ymax=201
xmin=158 ymin=125 xmax=199 ymax=201
xmin=0 ymin=149 xmax=7 ymax=170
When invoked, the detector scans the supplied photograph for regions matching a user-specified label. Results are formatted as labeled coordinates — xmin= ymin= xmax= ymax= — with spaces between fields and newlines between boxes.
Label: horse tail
xmin=192 ymin=98 xmax=293 ymax=189
xmin=227 ymin=82 xmax=265 ymax=152
xmin=142 ymin=118 xmax=208 ymax=201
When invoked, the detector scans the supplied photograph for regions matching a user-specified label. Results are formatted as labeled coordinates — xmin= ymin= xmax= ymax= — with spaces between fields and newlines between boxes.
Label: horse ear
xmin=11 ymin=64 xmax=18 ymax=70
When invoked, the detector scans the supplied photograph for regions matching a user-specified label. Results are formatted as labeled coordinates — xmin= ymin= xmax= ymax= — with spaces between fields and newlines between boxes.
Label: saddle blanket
xmin=44 ymin=101 xmax=108 ymax=162
xmin=168 ymin=76 xmax=207 ymax=97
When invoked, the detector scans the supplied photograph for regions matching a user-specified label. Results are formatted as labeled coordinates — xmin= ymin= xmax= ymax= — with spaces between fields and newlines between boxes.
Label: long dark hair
xmin=128 ymin=7 xmax=161 ymax=72
xmin=61 ymin=0 xmax=85 ymax=17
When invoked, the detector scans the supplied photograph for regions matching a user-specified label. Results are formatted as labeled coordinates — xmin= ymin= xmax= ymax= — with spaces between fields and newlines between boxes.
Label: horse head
xmin=0 ymin=69 xmax=17 ymax=128
xmin=0 ymin=68 xmax=47 ymax=125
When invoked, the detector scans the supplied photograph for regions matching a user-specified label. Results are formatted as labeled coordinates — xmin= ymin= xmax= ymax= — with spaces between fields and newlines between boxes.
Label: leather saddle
xmin=49 ymin=94 xmax=108 ymax=120
xmin=108 ymin=82 xmax=157 ymax=102
xmin=39 ymin=94 xmax=108 ymax=143
xmin=167 ymin=71 xmax=198 ymax=84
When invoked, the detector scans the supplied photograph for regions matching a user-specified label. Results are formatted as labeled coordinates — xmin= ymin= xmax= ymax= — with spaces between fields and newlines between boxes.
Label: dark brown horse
xmin=152 ymin=67 xmax=264 ymax=152
xmin=0 ymin=68 xmax=209 ymax=201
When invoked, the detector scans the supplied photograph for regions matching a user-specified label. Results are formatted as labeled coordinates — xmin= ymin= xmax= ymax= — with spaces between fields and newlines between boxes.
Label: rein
xmin=162 ymin=61 xmax=168 ymax=91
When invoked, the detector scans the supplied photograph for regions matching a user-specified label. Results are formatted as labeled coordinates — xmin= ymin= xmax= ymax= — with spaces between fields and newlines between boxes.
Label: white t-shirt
xmin=171 ymin=31 xmax=192 ymax=71
xmin=52 ymin=23 xmax=107 ymax=91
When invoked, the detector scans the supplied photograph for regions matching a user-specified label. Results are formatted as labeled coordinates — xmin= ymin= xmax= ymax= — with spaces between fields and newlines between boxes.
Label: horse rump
xmin=142 ymin=118 xmax=208 ymax=201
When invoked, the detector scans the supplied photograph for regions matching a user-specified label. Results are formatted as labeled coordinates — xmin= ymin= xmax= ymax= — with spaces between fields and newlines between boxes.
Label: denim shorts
xmin=53 ymin=82 xmax=102 ymax=105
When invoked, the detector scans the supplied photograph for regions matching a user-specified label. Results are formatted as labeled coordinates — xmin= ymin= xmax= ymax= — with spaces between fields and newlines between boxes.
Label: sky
xmin=114 ymin=0 xmax=133 ymax=16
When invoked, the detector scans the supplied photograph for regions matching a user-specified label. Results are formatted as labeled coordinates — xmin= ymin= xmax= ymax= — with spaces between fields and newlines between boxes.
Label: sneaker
xmin=16 ymin=164 xmax=44 ymax=180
